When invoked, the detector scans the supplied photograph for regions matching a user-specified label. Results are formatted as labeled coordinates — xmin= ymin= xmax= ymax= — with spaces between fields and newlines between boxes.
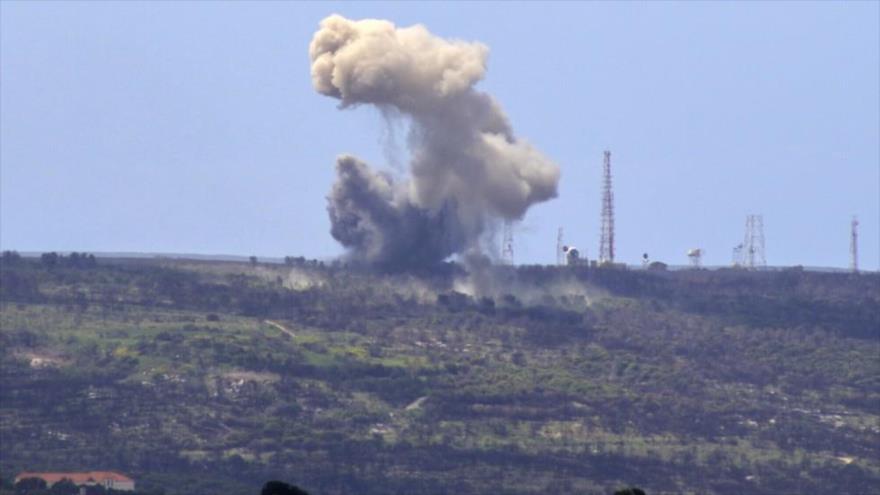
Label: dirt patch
xmin=222 ymin=370 xmax=280 ymax=384
xmin=15 ymin=351 xmax=69 ymax=369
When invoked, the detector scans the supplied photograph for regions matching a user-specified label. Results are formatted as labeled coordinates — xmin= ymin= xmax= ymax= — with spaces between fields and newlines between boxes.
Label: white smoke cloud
xmin=311 ymin=14 xmax=560 ymax=270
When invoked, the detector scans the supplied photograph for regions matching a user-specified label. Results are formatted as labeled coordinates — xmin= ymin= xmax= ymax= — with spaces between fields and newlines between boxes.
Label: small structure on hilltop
xmin=562 ymin=245 xmax=585 ymax=266
xmin=15 ymin=472 xmax=135 ymax=491
xmin=687 ymin=248 xmax=703 ymax=268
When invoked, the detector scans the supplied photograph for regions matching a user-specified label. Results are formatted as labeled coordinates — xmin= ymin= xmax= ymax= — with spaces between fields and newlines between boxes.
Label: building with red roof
xmin=14 ymin=471 xmax=135 ymax=491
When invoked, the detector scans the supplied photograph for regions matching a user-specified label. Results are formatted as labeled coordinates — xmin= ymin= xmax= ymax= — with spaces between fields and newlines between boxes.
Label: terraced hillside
xmin=1 ymin=254 xmax=878 ymax=494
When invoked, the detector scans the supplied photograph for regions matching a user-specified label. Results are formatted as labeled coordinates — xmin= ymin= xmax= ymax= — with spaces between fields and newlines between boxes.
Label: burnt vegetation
xmin=1 ymin=252 xmax=878 ymax=495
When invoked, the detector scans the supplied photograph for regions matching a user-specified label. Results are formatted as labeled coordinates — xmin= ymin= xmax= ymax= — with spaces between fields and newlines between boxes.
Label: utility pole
xmin=501 ymin=220 xmax=514 ymax=265
xmin=556 ymin=227 xmax=565 ymax=266
xmin=850 ymin=216 xmax=859 ymax=273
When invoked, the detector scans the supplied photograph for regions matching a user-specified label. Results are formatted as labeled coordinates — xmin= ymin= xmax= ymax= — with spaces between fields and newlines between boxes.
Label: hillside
xmin=1 ymin=253 xmax=878 ymax=495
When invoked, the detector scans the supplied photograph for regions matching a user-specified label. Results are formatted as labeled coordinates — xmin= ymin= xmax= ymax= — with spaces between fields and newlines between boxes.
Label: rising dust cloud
xmin=310 ymin=14 xmax=560 ymax=270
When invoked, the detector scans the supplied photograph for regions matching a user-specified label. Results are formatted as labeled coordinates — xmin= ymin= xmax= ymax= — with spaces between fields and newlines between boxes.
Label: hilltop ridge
xmin=1 ymin=254 xmax=878 ymax=494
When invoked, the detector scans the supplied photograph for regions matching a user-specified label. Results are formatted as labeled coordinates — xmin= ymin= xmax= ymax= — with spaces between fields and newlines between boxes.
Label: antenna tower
xmin=501 ymin=220 xmax=514 ymax=265
xmin=743 ymin=214 xmax=766 ymax=269
xmin=599 ymin=150 xmax=615 ymax=264
xmin=850 ymin=216 xmax=859 ymax=273
xmin=556 ymin=227 xmax=565 ymax=266
xmin=732 ymin=244 xmax=744 ymax=267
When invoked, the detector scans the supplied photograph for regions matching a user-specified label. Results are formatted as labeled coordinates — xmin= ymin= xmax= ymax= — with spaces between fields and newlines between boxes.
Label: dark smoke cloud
xmin=311 ymin=15 xmax=560 ymax=269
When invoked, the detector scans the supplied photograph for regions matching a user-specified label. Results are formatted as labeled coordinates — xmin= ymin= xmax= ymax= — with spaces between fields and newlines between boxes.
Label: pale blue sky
xmin=2 ymin=1 xmax=878 ymax=269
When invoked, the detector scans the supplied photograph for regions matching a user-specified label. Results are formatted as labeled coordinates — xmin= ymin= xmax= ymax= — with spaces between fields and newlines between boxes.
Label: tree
xmin=250 ymin=256 xmax=258 ymax=266
xmin=40 ymin=252 xmax=59 ymax=269
xmin=14 ymin=477 xmax=47 ymax=495
xmin=614 ymin=489 xmax=646 ymax=495
xmin=50 ymin=479 xmax=78 ymax=495
xmin=64 ymin=252 xmax=96 ymax=269
xmin=1 ymin=250 xmax=22 ymax=265
xmin=80 ymin=485 xmax=105 ymax=495
xmin=260 ymin=481 xmax=310 ymax=495
xmin=68 ymin=252 xmax=82 ymax=267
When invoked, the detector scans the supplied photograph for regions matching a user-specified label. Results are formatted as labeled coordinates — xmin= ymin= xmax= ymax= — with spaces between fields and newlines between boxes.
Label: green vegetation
xmin=1 ymin=252 xmax=878 ymax=494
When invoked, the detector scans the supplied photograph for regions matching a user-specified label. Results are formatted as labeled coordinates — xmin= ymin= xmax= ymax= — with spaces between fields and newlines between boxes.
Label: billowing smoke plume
xmin=310 ymin=14 xmax=560 ymax=269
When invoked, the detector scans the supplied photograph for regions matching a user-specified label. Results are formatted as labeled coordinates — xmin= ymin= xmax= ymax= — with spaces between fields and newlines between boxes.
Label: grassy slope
xmin=1 ymin=257 xmax=878 ymax=495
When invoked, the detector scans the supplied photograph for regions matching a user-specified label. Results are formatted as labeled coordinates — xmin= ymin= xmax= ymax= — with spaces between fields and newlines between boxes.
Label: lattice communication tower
xmin=743 ymin=214 xmax=766 ymax=269
xmin=599 ymin=151 xmax=615 ymax=264
xmin=732 ymin=244 xmax=744 ymax=267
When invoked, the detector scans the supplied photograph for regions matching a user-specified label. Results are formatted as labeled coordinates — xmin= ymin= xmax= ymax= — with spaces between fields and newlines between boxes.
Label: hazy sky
xmin=2 ymin=1 xmax=878 ymax=269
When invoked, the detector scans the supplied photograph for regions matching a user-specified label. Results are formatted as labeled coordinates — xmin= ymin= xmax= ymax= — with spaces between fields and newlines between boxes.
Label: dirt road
xmin=264 ymin=320 xmax=295 ymax=339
